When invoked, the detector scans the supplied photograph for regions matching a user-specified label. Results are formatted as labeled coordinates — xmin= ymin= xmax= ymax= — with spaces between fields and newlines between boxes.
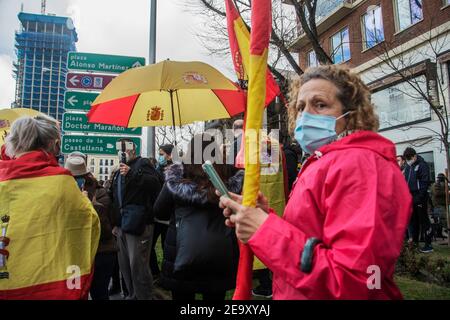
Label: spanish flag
xmin=225 ymin=0 xmax=280 ymax=106
xmin=234 ymin=0 xmax=273 ymax=300
xmin=0 ymin=151 xmax=100 ymax=299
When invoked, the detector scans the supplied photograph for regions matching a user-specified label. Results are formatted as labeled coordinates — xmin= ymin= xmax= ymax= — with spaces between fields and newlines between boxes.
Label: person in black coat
xmin=109 ymin=139 xmax=162 ymax=300
xmin=153 ymin=133 xmax=243 ymax=301
xmin=403 ymin=147 xmax=433 ymax=253
xmin=283 ymin=140 xmax=301 ymax=192
xmin=150 ymin=144 xmax=174 ymax=282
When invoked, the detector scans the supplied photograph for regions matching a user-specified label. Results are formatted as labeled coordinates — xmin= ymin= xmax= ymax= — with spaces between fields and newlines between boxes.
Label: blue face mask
xmin=75 ymin=177 xmax=85 ymax=190
xmin=158 ymin=155 xmax=167 ymax=166
xmin=294 ymin=111 xmax=350 ymax=155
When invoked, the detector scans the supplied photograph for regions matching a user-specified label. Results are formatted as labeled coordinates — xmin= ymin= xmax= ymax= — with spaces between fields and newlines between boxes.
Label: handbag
xmin=117 ymin=174 xmax=147 ymax=236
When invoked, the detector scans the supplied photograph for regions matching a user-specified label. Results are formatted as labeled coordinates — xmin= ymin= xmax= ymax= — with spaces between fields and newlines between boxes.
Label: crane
xmin=41 ymin=0 xmax=46 ymax=14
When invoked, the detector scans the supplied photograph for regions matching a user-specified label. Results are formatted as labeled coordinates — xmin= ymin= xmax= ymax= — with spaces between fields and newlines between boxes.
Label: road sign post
xmin=64 ymin=52 xmax=146 ymax=158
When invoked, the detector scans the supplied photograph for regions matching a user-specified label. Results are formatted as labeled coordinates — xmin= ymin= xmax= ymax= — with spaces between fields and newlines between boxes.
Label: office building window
xmin=99 ymin=168 xmax=103 ymax=174
xmin=99 ymin=159 xmax=103 ymax=166
xmin=90 ymin=159 xmax=94 ymax=165
xmin=331 ymin=27 xmax=351 ymax=64
xmin=307 ymin=50 xmax=318 ymax=67
xmin=362 ymin=5 xmax=385 ymax=49
xmin=372 ymin=75 xmax=431 ymax=130
xmin=111 ymin=160 xmax=114 ymax=166
xmin=105 ymin=159 xmax=108 ymax=166
xmin=394 ymin=0 xmax=423 ymax=32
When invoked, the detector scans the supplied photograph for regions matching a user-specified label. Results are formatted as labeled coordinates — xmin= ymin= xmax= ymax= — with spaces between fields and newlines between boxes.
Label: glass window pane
xmin=372 ymin=75 xmax=431 ymax=130
xmin=374 ymin=7 xmax=385 ymax=42
xmin=342 ymin=28 xmax=351 ymax=61
xmin=410 ymin=0 xmax=423 ymax=24
xmin=331 ymin=33 xmax=342 ymax=63
xmin=397 ymin=0 xmax=411 ymax=31
xmin=364 ymin=12 xmax=376 ymax=48
xmin=308 ymin=50 xmax=317 ymax=67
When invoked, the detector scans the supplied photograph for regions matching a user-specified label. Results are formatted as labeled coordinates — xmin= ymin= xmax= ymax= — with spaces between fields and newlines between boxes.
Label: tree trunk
xmin=445 ymin=143 xmax=450 ymax=246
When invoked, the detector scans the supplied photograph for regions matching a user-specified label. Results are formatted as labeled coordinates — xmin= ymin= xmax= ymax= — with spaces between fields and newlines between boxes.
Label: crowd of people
xmin=0 ymin=64 xmax=448 ymax=300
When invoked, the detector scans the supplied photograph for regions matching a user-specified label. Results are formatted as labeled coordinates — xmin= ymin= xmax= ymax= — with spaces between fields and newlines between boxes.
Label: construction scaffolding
xmin=13 ymin=12 xmax=77 ymax=122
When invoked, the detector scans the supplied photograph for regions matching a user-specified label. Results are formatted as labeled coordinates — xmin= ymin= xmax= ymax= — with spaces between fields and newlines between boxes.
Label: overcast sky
xmin=0 ymin=0 xmax=235 ymax=109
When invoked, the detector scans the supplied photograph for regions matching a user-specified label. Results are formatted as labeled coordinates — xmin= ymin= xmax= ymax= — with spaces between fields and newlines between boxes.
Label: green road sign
xmin=62 ymin=113 xmax=142 ymax=135
xmin=64 ymin=91 xmax=99 ymax=111
xmin=67 ymin=52 xmax=145 ymax=73
xmin=62 ymin=135 xmax=141 ymax=155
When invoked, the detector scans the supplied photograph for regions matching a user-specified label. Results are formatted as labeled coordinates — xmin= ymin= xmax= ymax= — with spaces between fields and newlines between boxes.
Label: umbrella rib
xmin=125 ymin=93 xmax=141 ymax=127
xmin=175 ymin=90 xmax=182 ymax=127
xmin=211 ymin=90 xmax=233 ymax=118
xmin=169 ymin=90 xmax=177 ymax=146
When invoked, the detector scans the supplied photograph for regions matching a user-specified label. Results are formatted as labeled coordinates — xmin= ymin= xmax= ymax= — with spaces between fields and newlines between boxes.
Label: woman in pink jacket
xmin=220 ymin=65 xmax=412 ymax=299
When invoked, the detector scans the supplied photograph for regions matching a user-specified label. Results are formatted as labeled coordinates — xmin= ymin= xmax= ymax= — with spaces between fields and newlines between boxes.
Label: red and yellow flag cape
xmin=0 ymin=151 xmax=100 ymax=299
xmin=232 ymin=0 xmax=273 ymax=300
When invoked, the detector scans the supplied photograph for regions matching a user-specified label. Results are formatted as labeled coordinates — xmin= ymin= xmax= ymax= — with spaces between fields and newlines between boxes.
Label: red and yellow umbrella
xmin=0 ymin=108 xmax=43 ymax=146
xmin=87 ymin=60 xmax=246 ymax=129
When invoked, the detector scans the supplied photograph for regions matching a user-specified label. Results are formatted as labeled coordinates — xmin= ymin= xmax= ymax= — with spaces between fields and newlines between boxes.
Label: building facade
xmin=13 ymin=12 xmax=78 ymax=122
xmin=288 ymin=0 xmax=450 ymax=178
xmin=88 ymin=155 xmax=119 ymax=183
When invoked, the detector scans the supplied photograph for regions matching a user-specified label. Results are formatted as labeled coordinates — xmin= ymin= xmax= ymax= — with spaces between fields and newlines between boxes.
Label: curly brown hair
xmin=287 ymin=65 xmax=379 ymax=136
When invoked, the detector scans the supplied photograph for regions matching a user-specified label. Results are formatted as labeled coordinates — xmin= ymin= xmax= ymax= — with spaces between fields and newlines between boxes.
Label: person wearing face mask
xmin=156 ymin=144 xmax=174 ymax=176
xmin=65 ymin=152 xmax=116 ymax=300
xmin=218 ymin=65 xmax=412 ymax=299
xmin=0 ymin=115 xmax=100 ymax=299
xmin=149 ymin=144 xmax=173 ymax=285
xmin=109 ymin=138 xmax=162 ymax=300
xmin=403 ymin=147 xmax=433 ymax=253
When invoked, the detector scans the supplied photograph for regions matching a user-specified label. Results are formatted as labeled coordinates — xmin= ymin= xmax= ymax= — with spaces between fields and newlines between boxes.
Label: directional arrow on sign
xmin=66 ymin=95 xmax=79 ymax=107
xmin=132 ymin=61 xmax=143 ymax=68
xmin=69 ymin=75 xmax=80 ymax=87
xmin=64 ymin=91 xmax=99 ymax=111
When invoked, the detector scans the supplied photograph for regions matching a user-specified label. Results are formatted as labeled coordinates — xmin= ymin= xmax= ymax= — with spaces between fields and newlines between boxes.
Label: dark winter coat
xmin=431 ymin=181 xmax=448 ymax=207
xmin=109 ymin=157 xmax=162 ymax=227
xmin=85 ymin=182 xmax=116 ymax=253
xmin=156 ymin=159 xmax=173 ymax=182
xmin=283 ymin=145 xmax=300 ymax=192
xmin=153 ymin=164 xmax=243 ymax=293
xmin=403 ymin=155 xmax=430 ymax=205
